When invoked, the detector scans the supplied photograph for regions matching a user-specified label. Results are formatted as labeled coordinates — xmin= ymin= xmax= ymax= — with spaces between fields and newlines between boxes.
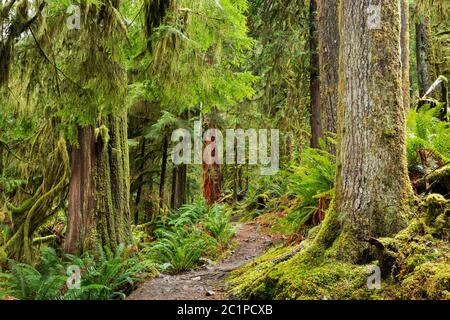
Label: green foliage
xmin=204 ymin=205 xmax=235 ymax=248
xmin=239 ymin=174 xmax=287 ymax=217
xmin=406 ymin=105 xmax=450 ymax=172
xmin=0 ymin=248 xmax=66 ymax=300
xmin=239 ymin=146 xmax=335 ymax=233
xmin=63 ymin=244 xmax=156 ymax=300
xmin=0 ymin=177 xmax=27 ymax=195
xmin=146 ymin=228 xmax=216 ymax=273
xmin=145 ymin=200 xmax=235 ymax=273
xmin=286 ymin=148 xmax=335 ymax=229
xmin=0 ymin=246 xmax=155 ymax=300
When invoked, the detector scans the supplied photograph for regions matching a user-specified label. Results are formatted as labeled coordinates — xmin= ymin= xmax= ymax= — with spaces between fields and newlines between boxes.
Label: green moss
xmin=400 ymin=262 xmax=450 ymax=299
xmin=420 ymin=194 xmax=449 ymax=227
xmin=95 ymin=125 xmax=110 ymax=145
xmin=228 ymin=242 xmax=378 ymax=300
xmin=0 ymin=247 xmax=6 ymax=266
xmin=228 ymin=193 xmax=450 ymax=300
xmin=383 ymin=129 xmax=397 ymax=138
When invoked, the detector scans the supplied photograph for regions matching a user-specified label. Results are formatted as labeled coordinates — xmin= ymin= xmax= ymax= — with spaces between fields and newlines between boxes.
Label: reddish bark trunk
xmin=202 ymin=138 xmax=221 ymax=205
xmin=64 ymin=126 xmax=96 ymax=255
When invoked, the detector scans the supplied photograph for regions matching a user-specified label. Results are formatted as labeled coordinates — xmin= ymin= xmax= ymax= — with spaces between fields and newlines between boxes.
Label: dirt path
xmin=127 ymin=222 xmax=273 ymax=300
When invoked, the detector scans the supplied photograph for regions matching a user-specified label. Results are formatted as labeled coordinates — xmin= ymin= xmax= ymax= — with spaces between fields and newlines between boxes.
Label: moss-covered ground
xmin=227 ymin=194 xmax=450 ymax=300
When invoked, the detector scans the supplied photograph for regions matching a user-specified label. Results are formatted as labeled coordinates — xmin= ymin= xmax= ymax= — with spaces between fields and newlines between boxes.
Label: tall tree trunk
xmin=400 ymin=0 xmax=410 ymax=111
xmin=171 ymin=164 xmax=187 ymax=210
xmin=178 ymin=164 xmax=187 ymax=207
xmin=159 ymin=135 xmax=168 ymax=214
xmin=202 ymin=132 xmax=221 ymax=205
xmin=202 ymin=112 xmax=221 ymax=205
xmin=317 ymin=0 xmax=339 ymax=154
xmin=65 ymin=126 xmax=96 ymax=254
xmin=233 ymin=164 xmax=238 ymax=202
xmin=65 ymin=113 xmax=132 ymax=255
xmin=309 ymin=0 xmax=321 ymax=149
xmin=134 ymin=137 xmax=147 ymax=224
xmin=416 ymin=17 xmax=435 ymax=97
xmin=202 ymin=162 xmax=221 ymax=205
xmin=319 ymin=0 xmax=413 ymax=263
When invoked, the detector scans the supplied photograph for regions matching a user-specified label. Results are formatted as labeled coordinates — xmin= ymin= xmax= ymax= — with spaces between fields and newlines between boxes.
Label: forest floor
xmin=127 ymin=221 xmax=273 ymax=300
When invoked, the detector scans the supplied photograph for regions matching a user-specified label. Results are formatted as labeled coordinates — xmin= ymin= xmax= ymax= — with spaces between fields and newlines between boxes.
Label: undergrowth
xmin=0 ymin=245 xmax=156 ymax=300
xmin=406 ymin=105 xmax=450 ymax=173
xmin=143 ymin=200 xmax=235 ymax=273
xmin=227 ymin=194 xmax=450 ymax=300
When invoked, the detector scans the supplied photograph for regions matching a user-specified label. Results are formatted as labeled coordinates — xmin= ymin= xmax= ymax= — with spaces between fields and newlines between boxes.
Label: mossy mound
xmin=399 ymin=261 xmax=450 ymax=299
xmin=228 ymin=194 xmax=450 ymax=300
xmin=228 ymin=243 xmax=377 ymax=299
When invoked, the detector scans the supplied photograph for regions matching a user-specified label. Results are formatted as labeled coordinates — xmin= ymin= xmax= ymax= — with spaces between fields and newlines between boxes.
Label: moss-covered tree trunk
xmin=309 ymin=0 xmax=322 ymax=149
xmin=320 ymin=0 xmax=413 ymax=263
xmin=318 ymin=0 xmax=339 ymax=154
xmin=65 ymin=114 xmax=131 ymax=254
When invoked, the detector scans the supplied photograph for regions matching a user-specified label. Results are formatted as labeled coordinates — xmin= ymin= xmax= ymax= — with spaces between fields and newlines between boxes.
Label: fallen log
xmin=416 ymin=165 xmax=450 ymax=196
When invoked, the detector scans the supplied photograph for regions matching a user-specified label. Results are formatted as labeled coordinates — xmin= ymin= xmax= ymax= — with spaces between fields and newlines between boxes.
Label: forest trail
xmin=127 ymin=222 xmax=273 ymax=300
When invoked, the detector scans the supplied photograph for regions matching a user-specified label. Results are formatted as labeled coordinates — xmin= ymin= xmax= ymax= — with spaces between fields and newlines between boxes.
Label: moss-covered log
xmin=416 ymin=166 xmax=450 ymax=196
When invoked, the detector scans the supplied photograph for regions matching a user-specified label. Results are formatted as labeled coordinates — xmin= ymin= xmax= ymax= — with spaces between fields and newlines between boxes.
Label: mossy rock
xmin=420 ymin=194 xmax=449 ymax=224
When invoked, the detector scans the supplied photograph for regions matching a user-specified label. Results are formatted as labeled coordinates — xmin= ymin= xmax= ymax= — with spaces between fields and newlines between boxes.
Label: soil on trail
xmin=127 ymin=222 xmax=273 ymax=300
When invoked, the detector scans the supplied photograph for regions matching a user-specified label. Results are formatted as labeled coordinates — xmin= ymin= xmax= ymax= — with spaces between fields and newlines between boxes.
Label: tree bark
xmin=400 ymin=0 xmax=410 ymax=111
xmin=317 ymin=0 xmax=339 ymax=154
xmin=416 ymin=17 xmax=435 ymax=97
xmin=134 ymin=137 xmax=147 ymax=224
xmin=65 ymin=114 xmax=132 ymax=255
xmin=64 ymin=126 xmax=96 ymax=254
xmin=202 ymin=132 xmax=221 ymax=205
xmin=171 ymin=164 xmax=187 ymax=210
xmin=320 ymin=0 xmax=413 ymax=263
xmin=309 ymin=0 xmax=322 ymax=149
xmin=158 ymin=135 xmax=168 ymax=214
